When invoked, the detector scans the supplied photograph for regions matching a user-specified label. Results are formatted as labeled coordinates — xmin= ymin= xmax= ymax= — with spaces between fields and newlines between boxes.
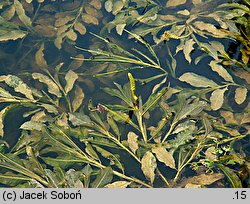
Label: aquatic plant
xmin=0 ymin=0 xmax=249 ymax=188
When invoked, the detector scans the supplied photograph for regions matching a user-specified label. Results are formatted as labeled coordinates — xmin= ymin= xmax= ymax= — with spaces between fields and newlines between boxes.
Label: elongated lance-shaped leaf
xmin=90 ymin=167 xmax=113 ymax=188
xmin=216 ymin=163 xmax=242 ymax=188
xmin=93 ymin=145 xmax=124 ymax=173
xmin=150 ymin=112 xmax=174 ymax=138
xmin=143 ymin=87 xmax=169 ymax=115
xmin=100 ymin=104 xmax=139 ymax=131
xmin=89 ymin=32 xmax=142 ymax=60
xmin=102 ymin=82 xmax=133 ymax=106
xmin=125 ymin=29 xmax=161 ymax=67
xmin=93 ymin=66 xmax=142 ymax=77
xmin=136 ymin=73 xmax=167 ymax=85
xmin=131 ymin=48 xmax=158 ymax=67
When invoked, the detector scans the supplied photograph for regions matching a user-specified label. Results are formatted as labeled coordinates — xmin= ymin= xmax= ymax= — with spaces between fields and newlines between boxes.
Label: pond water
xmin=0 ymin=0 xmax=249 ymax=188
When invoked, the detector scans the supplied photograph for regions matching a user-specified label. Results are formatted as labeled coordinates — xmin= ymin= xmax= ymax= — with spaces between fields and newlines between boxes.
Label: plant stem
xmin=173 ymin=143 xmax=202 ymax=184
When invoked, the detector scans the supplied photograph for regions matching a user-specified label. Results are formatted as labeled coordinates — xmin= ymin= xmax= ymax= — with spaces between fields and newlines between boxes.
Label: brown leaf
xmin=64 ymin=70 xmax=78 ymax=94
xmin=127 ymin=131 xmax=138 ymax=154
xmin=82 ymin=14 xmax=98 ymax=25
xmin=105 ymin=181 xmax=131 ymax=188
xmin=166 ymin=0 xmax=187 ymax=7
xmin=209 ymin=61 xmax=234 ymax=83
xmin=235 ymin=87 xmax=247 ymax=105
xmin=55 ymin=16 xmax=73 ymax=27
xmin=178 ymin=173 xmax=224 ymax=187
xmin=32 ymin=73 xmax=62 ymax=97
xmin=152 ymin=146 xmax=175 ymax=169
xmin=183 ymin=39 xmax=195 ymax=63
xmin=72 ymin=85 xmax=84 ymax=112
xmin=210 ymin=88 xmax=227 ymax=110
xmin=66 ymin=29 xmax=78 ymax=41
xmin=220 ymin=110 xmax=238 ymax=125
xmin=179 ymin=72 xmax=218 ymax=88
xmin=35 ymin=43 xmax=48 ymax=68
xmin=233 ymin=70 xmax=250 ymax=84
xmin=194 ymin=21 xmax=227 ymax=37
xmin=90 ymin=0 xmax=102 ymax=10
xmin=74 ymin=22 xmax=86 ymax=35
xmin=141 ymin=151 xmax=157 ymax=183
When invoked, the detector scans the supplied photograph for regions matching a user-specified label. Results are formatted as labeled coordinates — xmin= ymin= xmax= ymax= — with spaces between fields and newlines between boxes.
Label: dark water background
xmin=0 ymin=0 xmax=248 ymax=187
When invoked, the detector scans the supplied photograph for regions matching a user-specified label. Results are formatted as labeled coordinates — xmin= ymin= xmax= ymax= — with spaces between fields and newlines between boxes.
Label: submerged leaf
xmin=20 ymin=121 xmax=44 ymax=131
xmin=68 ymin=113 xmax=91 ymax=126
xmin=234 ymin=87 xmax=247 ymax=105
xmin=64 ymin=70 xmax=78 ymax=94
xmin=91 ymin=167 xmax=113 ymax=188
xmin=178 ymin=173 xmax=224 ymax=187
xmin=127 ymin=131 xmax=139 ymax=154
xmin=105 ymin=181 xmax=131 ymax=188
xmin=104 ymin=0 xmax=113 ymax=12
xmin=166 ymin=0 xmax=187 ymax=7
xmin=94 ymin=145 xmax=124 ymax=173
xmin=216 ymin=163 xmax=242 ymax=188
xmin=210 ymin=88 xmax=227 ymax=110
xmin=183 ymin=39 xmax=195 ymax=63
xmin=152 ymin=146 xmax=175 ymax=169
xmin=0 ymin=75 xmax=34 ymax=100
xmin=0 ymin=107 xmax=10 ymax=137
xmin=209 ymin=61 xmax=234 ymax=82
xmin=0 ymin=30 xmax=26 ymax=42
xmin=179 ymin=72 xmax=218 ymax=88
xmin=35 ymin=43 xmax=48 ymax=68
xmin=14 ymin=0 xmax=32 ymax=27
xmin=72 ymin=85 xmax=84 ymax=112
xmin=32 ymin=73 xmax=62 ymax=97
xmin=141 ymin=151 xmax=157 ymax=183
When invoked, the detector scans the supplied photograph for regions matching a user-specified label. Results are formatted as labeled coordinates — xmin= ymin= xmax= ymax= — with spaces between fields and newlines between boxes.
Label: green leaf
xmin=152 ymin=146 xmax=176 ymax=169
xmin=107 ymin=114 xmax=121 ymax=138
xmin=85 ymin=143 xmax=100 ymax=162
xmin=91 ymin=167 xmax=113 ymax=188
xmin=32 ymin=73 xmax=62 ymax=97
xmin=0 ymin=87 xmax=14 ymax=99
xmin=68 ymin=113 xmax=91 ymax=126
xmin=143 ymin=87 xmax=169 ymax=115
xmin=20 ymin=121 xmax=44 ymax=131
xmin=93 ymin=145 xmax=124 ymax=173
xmin=65 ymin=169 xmax=83 ymax=188
xmin=216 ymin=163 xmax=242 ymax=188
xmin=82 ymin=164 xmax=93 ymax=188
xmin=175 ymin=98 xmax=207 ymax=121
xmin=44 ymin=169 xmax=60 ymax=188
xmin=169 ymin=127 xmax=195 ymax=150
xmin=179 ymin=72 xmax=218 ymax=88
xmin=104 ymin=0 xmax=113 ymax=12
xmin=141 ymin=151 xmax=157 ymax=183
